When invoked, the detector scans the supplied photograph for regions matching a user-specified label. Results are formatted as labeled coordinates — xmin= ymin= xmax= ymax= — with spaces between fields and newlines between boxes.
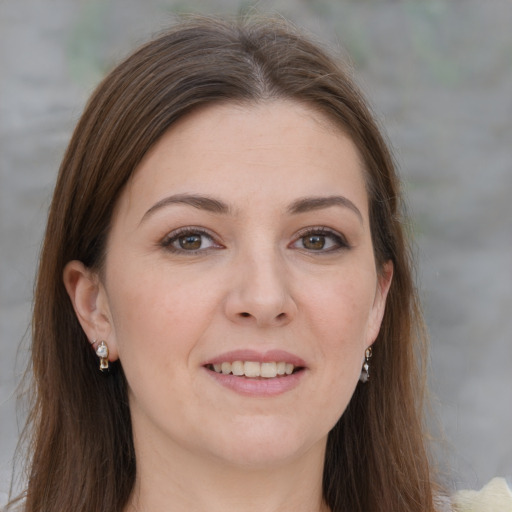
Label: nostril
xmin=276 ymin=313 xmax=287 ymax=320
xmin=240 ymin=312 xmax=251 ymax=318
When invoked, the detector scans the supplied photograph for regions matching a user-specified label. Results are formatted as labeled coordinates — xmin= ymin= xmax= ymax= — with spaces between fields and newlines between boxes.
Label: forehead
xmin=118 ymin=100 xmax=369 ymax=220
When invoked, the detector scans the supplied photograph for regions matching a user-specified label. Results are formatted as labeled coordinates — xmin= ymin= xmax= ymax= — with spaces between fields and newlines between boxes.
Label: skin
xmin=64 ymin=100 xmax=392 ymax=512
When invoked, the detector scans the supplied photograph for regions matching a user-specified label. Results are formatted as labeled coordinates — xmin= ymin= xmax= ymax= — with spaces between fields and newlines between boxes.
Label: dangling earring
xmin=94 ymin=340 xmax=109 ymax=371
xmin=359 ymin=346 xmax=372 ymax=383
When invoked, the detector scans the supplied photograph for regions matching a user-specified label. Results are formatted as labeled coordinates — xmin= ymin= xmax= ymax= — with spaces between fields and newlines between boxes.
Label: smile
xmin=206 ymin=361 xmax=299 ymax=378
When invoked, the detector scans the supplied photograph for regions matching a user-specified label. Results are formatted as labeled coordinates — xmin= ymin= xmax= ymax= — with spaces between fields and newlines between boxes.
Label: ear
xmin=366 ymin=260 xmax=394 ymax=346
xmin=63 ymin=260 xmax=119 ymax=361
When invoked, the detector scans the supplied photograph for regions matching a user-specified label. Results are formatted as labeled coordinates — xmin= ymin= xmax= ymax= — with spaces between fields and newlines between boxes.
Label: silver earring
xmin=95 ymin=340 xmax=109 ymax=371
xmin=359 ymin=347 xmax=372 ymax=383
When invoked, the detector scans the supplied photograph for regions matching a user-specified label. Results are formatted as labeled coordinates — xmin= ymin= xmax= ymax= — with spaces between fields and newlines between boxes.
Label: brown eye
xmin=162 ymin=228 xmax=220 ymax=253
xmin=302 ymin=235 xmax=326 ymax=250
xmin=178 ymin=234 xmax=202 ymax=250
xmin=291 ymin=228 xmax=349 ymax=253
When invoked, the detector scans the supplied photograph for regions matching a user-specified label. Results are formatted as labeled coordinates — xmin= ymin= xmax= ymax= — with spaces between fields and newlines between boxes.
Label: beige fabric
xmin=452 ymin=478 xmax=512 ymax=512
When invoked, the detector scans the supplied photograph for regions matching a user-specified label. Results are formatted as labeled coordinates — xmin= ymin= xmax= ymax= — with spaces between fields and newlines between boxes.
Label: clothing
xmin=452 ymin=478 xmax=512 ymax=512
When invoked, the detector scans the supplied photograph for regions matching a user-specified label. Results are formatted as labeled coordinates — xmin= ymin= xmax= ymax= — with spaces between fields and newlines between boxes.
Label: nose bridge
xmin=225 ymin=239 xmax=296 ymax=326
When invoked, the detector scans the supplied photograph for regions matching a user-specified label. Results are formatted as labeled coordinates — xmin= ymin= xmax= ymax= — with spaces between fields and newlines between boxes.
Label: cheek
xmin=106 ymin=263 xmax=210 ymax=366
xmin=302 ymin=264 xmax=377 ymax=345
xmin=297 ymin=262 xmax=376 ymax=401
xmin=104 ymin=266 xmax=216 ymax=426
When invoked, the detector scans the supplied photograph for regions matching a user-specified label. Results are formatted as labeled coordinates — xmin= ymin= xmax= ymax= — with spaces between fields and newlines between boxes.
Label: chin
xmin=204 ymin=417 xmax=326 ymax=470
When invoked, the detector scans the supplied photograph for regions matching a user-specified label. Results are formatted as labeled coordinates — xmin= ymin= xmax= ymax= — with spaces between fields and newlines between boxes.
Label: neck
xmin=126 ymin=432 xmax=329 ymax=512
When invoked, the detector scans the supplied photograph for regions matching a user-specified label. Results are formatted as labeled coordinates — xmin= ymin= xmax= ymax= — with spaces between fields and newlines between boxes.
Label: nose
xmin=223 ymin=249 xmax=297 ymax=327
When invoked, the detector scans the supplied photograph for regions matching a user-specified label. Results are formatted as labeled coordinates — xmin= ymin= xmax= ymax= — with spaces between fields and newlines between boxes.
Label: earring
xmin=359 ymin=347 xmax=372 ymax=383
xmin=94 ymin=340 xmax=109 ymax=372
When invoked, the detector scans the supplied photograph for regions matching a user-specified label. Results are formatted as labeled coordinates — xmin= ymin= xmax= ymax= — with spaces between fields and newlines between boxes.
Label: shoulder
xmin=451 ymin=478 xmax=512 ymax=512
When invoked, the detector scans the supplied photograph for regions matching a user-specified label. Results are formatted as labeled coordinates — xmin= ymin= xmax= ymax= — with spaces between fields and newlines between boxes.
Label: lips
xmin=202 ymin=349 xmax=307 ymax=396
xmin=206 ymin=360 xmax=296 ymax=378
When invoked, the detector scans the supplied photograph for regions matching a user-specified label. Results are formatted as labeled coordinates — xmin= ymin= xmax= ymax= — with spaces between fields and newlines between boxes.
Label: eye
xmin=161 ymin=227 xmax=221 ymax=253
xmin=291 ymin=228 xmax=349 ymax=252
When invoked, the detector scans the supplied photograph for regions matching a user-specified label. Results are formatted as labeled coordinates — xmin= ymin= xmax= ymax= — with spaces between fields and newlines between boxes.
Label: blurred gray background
xmin=1 ymin=0 xmax=511 ymax=503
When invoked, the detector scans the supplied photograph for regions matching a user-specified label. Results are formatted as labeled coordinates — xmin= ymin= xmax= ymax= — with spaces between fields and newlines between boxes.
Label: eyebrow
xmin=141 ymin=193 xmax=363 ymax=224
xmin=287 ymin=195 xmax=363 ymax=223
xmin=141 ymin=193 xmax=230 ymax=223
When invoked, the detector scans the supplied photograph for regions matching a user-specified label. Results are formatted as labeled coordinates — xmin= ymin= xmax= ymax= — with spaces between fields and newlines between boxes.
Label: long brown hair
xmin=8 ymin=16 xmax=439 ymax=511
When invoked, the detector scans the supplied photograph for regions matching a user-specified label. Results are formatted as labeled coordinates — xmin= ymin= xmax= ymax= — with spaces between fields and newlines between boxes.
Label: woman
xmin=5 ymin=15 xmax=509 ymax=512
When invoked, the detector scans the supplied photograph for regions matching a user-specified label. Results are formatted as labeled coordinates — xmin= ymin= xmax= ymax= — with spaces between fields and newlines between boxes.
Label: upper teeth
xmin=212 ymin=361 xmax=295 ymax=378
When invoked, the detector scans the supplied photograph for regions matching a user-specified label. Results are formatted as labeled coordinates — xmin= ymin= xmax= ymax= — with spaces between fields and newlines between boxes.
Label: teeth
xmin=260 ymin=362 xmax=277 ymax=378
xmin=210 ymin=361 xmax=298 ymax=378
xmin=231 ymin=361 xmax=244 ymax=376
xmin=244 ymin=361 xmax=260 ymax=378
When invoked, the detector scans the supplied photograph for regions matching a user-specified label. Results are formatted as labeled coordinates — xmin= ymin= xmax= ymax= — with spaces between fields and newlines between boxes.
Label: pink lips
xmin=202 ymin=349 xmax=307 ymax=397
xmin=203 ymin=349 xmax=307 ymax=367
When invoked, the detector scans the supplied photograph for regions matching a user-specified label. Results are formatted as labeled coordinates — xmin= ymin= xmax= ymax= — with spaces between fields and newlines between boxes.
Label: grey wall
xmin=1 ymin=0 xmax=511 ymax=503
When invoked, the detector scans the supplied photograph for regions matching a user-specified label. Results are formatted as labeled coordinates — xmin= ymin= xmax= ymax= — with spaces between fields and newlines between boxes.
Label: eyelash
xmin=160 ymin=227 xmax=221 ymax=254
xmin=161 ymin=226 xmax=349 ymax=255
xmin=291 ymin=227 xmax=350 ymax=253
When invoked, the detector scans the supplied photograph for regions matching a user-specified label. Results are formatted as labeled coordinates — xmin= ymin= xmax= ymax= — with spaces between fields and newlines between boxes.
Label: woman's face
xmin=99 ymin=100 xmax=391 ymax=468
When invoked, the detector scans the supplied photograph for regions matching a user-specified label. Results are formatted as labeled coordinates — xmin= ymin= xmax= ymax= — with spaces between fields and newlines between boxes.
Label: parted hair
xmin=8 ymin=15 xmax=439 ymax=512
